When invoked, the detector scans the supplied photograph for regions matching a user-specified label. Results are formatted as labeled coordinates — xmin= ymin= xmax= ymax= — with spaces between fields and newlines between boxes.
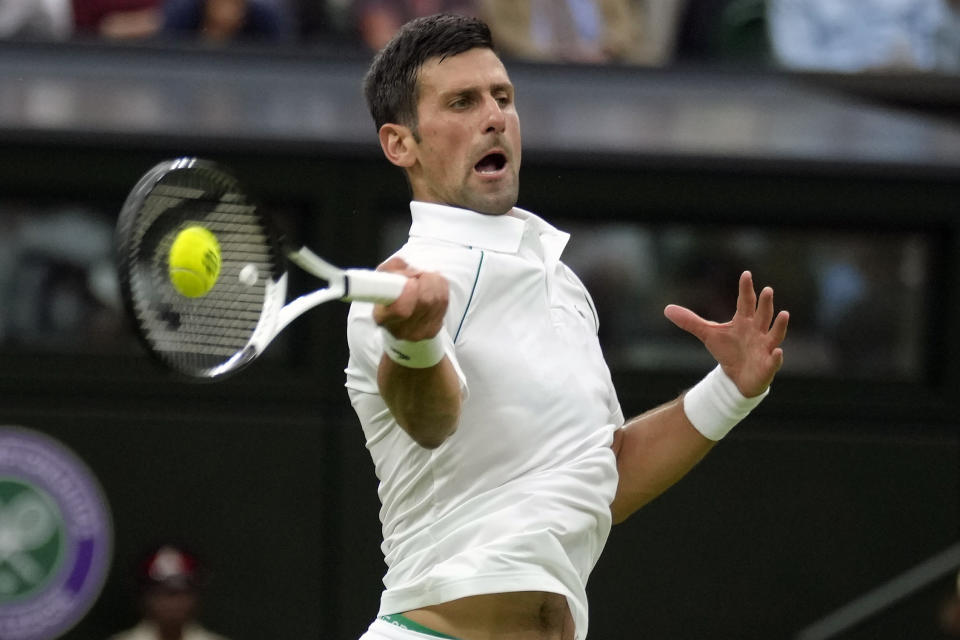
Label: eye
xmin=449 ymin=96 xmax=472 ymax=109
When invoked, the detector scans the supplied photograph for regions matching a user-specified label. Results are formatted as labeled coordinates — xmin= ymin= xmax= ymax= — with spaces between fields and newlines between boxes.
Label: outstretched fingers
xmin=741 ymin=273 xmax=786 ymax=342
xmin=666 ymin=271 xmax=789 ymax=354
xmin=768 ymin=309 xmax=790 ymax=346
xmin=752 ymin=281 xmax=789 ymax=359
xmin=755 ymin=286 xmax=775 ymax=331
xmin=665 ymin=270 xmax=789 ymax=396
xmin=663 ymin=304 xmax=713 ymax=342
xmin=736 ymin=271 xmax=757 ymax=318
xmin=761 ymin=309 xmax=789 ymax=380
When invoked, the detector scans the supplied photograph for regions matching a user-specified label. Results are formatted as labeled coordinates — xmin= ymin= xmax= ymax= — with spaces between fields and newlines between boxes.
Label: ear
xmin=378 ymin=123 xmax=417 ymax=168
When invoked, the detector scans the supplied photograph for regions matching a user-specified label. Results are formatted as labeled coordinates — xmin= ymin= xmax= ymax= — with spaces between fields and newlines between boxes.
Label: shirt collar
xmin=408 ymin=201 xmax=569 ymax=258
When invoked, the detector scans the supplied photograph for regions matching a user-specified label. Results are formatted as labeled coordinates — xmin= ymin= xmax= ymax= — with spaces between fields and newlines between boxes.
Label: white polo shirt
xmin=345 ymin=202 xmax=624 ymax=640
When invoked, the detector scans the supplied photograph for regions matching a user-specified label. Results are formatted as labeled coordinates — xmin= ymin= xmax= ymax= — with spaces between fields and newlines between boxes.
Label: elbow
xmin=610 ymin=500 xmax=632 ymax=526
xmin=411 ymin=433 xmax=449 ymax=450
xmin=400 ymin=415 xmax=459 ymax=450
xmin=610 ymin=491 xmax=654 ymax=525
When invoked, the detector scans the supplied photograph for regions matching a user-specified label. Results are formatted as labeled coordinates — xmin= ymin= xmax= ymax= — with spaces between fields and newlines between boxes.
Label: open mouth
xmin=474 ymin=152 xmax=507 ymax=175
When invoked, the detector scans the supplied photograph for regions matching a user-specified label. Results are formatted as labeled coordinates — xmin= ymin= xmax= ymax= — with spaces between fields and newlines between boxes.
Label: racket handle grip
xmin=343 ymin=269 xmax=407 ymax=304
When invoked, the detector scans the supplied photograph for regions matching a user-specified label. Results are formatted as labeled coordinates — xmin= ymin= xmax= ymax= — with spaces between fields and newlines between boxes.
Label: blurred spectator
xmin=812 ymin=242 xmax=908 ymax=377
xmin=108 ymin=544 xmax=230 ymax=640
xmin=629 ymin=0 xmax=688 ymax=65
xmin=0 ymin=0 xmax=72 ymax=39
xmin=769 ymin=0 xmax=960 ymax=73
xmin=295 ymin=0 xmax=353 ymax=44
xmin=673 ymin=0 xmax=770 ymax=64
xmin=481 ymin=0 xmax=642 ymax=64
xmin=71 ymin=0 xmax=162 ymax=39
xmin=353 ymin=0 xmax=479 ymax=52
xmin=162 ymin=0 xmax=296 ymax=44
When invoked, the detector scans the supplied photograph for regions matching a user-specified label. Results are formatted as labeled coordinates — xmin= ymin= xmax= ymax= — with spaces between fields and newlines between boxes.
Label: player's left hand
xmin=664 ymin=271 xmax=789 ymax=397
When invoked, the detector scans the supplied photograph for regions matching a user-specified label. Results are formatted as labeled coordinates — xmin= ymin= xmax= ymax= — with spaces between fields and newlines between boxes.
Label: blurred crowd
xmin=0 ymin=0 xmax=958 ymax=72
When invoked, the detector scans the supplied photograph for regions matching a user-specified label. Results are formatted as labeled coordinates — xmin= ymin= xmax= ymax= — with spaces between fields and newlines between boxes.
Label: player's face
xmin=409 ymin=47 xmax=521 ymax=215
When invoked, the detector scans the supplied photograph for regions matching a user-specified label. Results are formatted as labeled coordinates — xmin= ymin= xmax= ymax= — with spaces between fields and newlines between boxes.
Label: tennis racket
xmin=115 ymin=157 xmax=406 ymax=379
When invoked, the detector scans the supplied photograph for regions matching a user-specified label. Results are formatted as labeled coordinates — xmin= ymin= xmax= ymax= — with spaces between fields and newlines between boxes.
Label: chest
xmin=455 ymin=252 xmax=608 ymax=403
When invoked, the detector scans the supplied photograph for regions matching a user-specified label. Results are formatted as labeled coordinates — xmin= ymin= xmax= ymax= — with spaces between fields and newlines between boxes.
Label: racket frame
xmin=117 ymin=157 xmax=407 ymax=380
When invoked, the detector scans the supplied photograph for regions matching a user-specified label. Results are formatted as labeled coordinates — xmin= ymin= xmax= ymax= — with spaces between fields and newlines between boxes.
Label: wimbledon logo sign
xmin=0 ymin=427 xmax=112 ymax=640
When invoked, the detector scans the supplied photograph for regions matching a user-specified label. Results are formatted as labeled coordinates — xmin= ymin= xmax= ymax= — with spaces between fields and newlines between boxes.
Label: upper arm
xmin=609 ymin=398 xmax=715 ymax=524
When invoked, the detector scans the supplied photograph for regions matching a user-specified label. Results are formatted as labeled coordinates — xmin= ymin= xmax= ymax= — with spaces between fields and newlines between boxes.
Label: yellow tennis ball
xmin=168 ymin=226 xmax=221 ymax=297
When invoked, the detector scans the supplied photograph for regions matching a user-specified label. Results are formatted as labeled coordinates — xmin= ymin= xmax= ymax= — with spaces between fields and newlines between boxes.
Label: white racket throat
xmin=228 ymin=247 xmax=406 ymax=377
xmin=287 ymin=247 xmax=405 ymax=304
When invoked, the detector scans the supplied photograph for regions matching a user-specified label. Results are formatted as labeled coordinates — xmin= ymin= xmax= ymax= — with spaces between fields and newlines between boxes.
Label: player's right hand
xmin=373 ymin=257 xmax=449 ymax=342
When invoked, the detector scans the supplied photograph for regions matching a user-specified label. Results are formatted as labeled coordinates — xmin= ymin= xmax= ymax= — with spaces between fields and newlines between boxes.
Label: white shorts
xmin=359 ymin=618 xmax=456 ymax=640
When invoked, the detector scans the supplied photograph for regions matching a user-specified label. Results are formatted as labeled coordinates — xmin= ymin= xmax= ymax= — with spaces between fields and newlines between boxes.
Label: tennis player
xmin=346 ymin=14 xmax=789 ymax=640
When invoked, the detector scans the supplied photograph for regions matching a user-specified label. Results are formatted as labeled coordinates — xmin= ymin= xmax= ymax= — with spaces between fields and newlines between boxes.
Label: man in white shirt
xmin=347 ymin=13 xmax=789 ymax=640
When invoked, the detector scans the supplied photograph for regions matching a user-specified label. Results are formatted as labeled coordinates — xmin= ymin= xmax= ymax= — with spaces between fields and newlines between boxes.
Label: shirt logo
xmin=0 ymin=427 xmax=112 ymax=640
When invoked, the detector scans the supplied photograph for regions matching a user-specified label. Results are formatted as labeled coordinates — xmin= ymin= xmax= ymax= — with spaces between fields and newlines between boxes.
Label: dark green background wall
xmin=4 ymin=398 xmax=956 ymax=639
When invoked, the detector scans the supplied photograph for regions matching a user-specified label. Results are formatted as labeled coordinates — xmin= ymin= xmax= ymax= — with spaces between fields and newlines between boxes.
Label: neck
xmin=154 ymin=622 xmax=186 ymax=640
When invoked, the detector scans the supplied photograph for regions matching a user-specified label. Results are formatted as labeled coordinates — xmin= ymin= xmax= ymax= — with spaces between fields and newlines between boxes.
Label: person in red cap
xmin=107 ymin=544 xmax=230 ymax=640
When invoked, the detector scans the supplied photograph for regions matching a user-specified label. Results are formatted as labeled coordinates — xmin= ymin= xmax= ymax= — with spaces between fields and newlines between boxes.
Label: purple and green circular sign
xmin=0 ymin=427 xmax=112 ymax=640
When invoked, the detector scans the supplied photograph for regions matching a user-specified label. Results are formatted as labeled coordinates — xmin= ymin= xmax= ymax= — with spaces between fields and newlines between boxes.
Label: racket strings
xmin=127 ymin=175 xmax=282 ymax=374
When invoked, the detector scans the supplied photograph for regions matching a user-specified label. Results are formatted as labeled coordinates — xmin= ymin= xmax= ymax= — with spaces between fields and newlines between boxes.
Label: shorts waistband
xmin=379 ymin=614 xmax=460 ymax=639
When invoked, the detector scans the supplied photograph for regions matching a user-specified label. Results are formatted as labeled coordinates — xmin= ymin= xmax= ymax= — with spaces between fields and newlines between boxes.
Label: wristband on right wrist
xmin=381 ymin=328 xmax=446 ymax=369
xmin=683 ymin=365 xmax=769 ymax=441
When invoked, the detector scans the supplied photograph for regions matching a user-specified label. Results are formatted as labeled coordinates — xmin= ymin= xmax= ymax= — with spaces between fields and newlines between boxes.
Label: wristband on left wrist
xmin=682 ymin=365 xmax=769 ymax=441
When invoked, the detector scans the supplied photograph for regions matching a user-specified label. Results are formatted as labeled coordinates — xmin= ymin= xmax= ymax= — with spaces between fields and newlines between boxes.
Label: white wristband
xmin=683 ymin=365 xmax=769 ymax=441
xmin=381 ymin=329 xmax=446 ymax=369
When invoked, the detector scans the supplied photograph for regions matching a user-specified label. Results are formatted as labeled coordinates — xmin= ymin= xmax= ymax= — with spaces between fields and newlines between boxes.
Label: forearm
xmin=371 ymin=261 xmax=458 ymax=448
xmin=610 ymin=366 xmax=771 ymax=523
xmin=609 ymin=396 xmax=714 ymax=524
xmin=610 ymin=272 xmax=786 ymax=523
xmin=378 ymin=354 xmax=462 ymax=449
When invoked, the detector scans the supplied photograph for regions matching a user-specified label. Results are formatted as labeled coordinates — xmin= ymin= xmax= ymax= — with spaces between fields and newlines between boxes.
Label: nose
xmin=482 ymin=95 xmax=506 ymax=134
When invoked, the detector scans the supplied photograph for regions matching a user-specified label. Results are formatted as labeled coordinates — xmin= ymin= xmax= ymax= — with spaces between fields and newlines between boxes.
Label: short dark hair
xmin=363 ymin=14 xmax=494 ymax=133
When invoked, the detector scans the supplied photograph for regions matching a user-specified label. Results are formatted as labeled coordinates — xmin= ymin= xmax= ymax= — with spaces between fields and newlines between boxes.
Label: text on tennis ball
xmin=168 ymin=226 xmax=222 ymax=297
